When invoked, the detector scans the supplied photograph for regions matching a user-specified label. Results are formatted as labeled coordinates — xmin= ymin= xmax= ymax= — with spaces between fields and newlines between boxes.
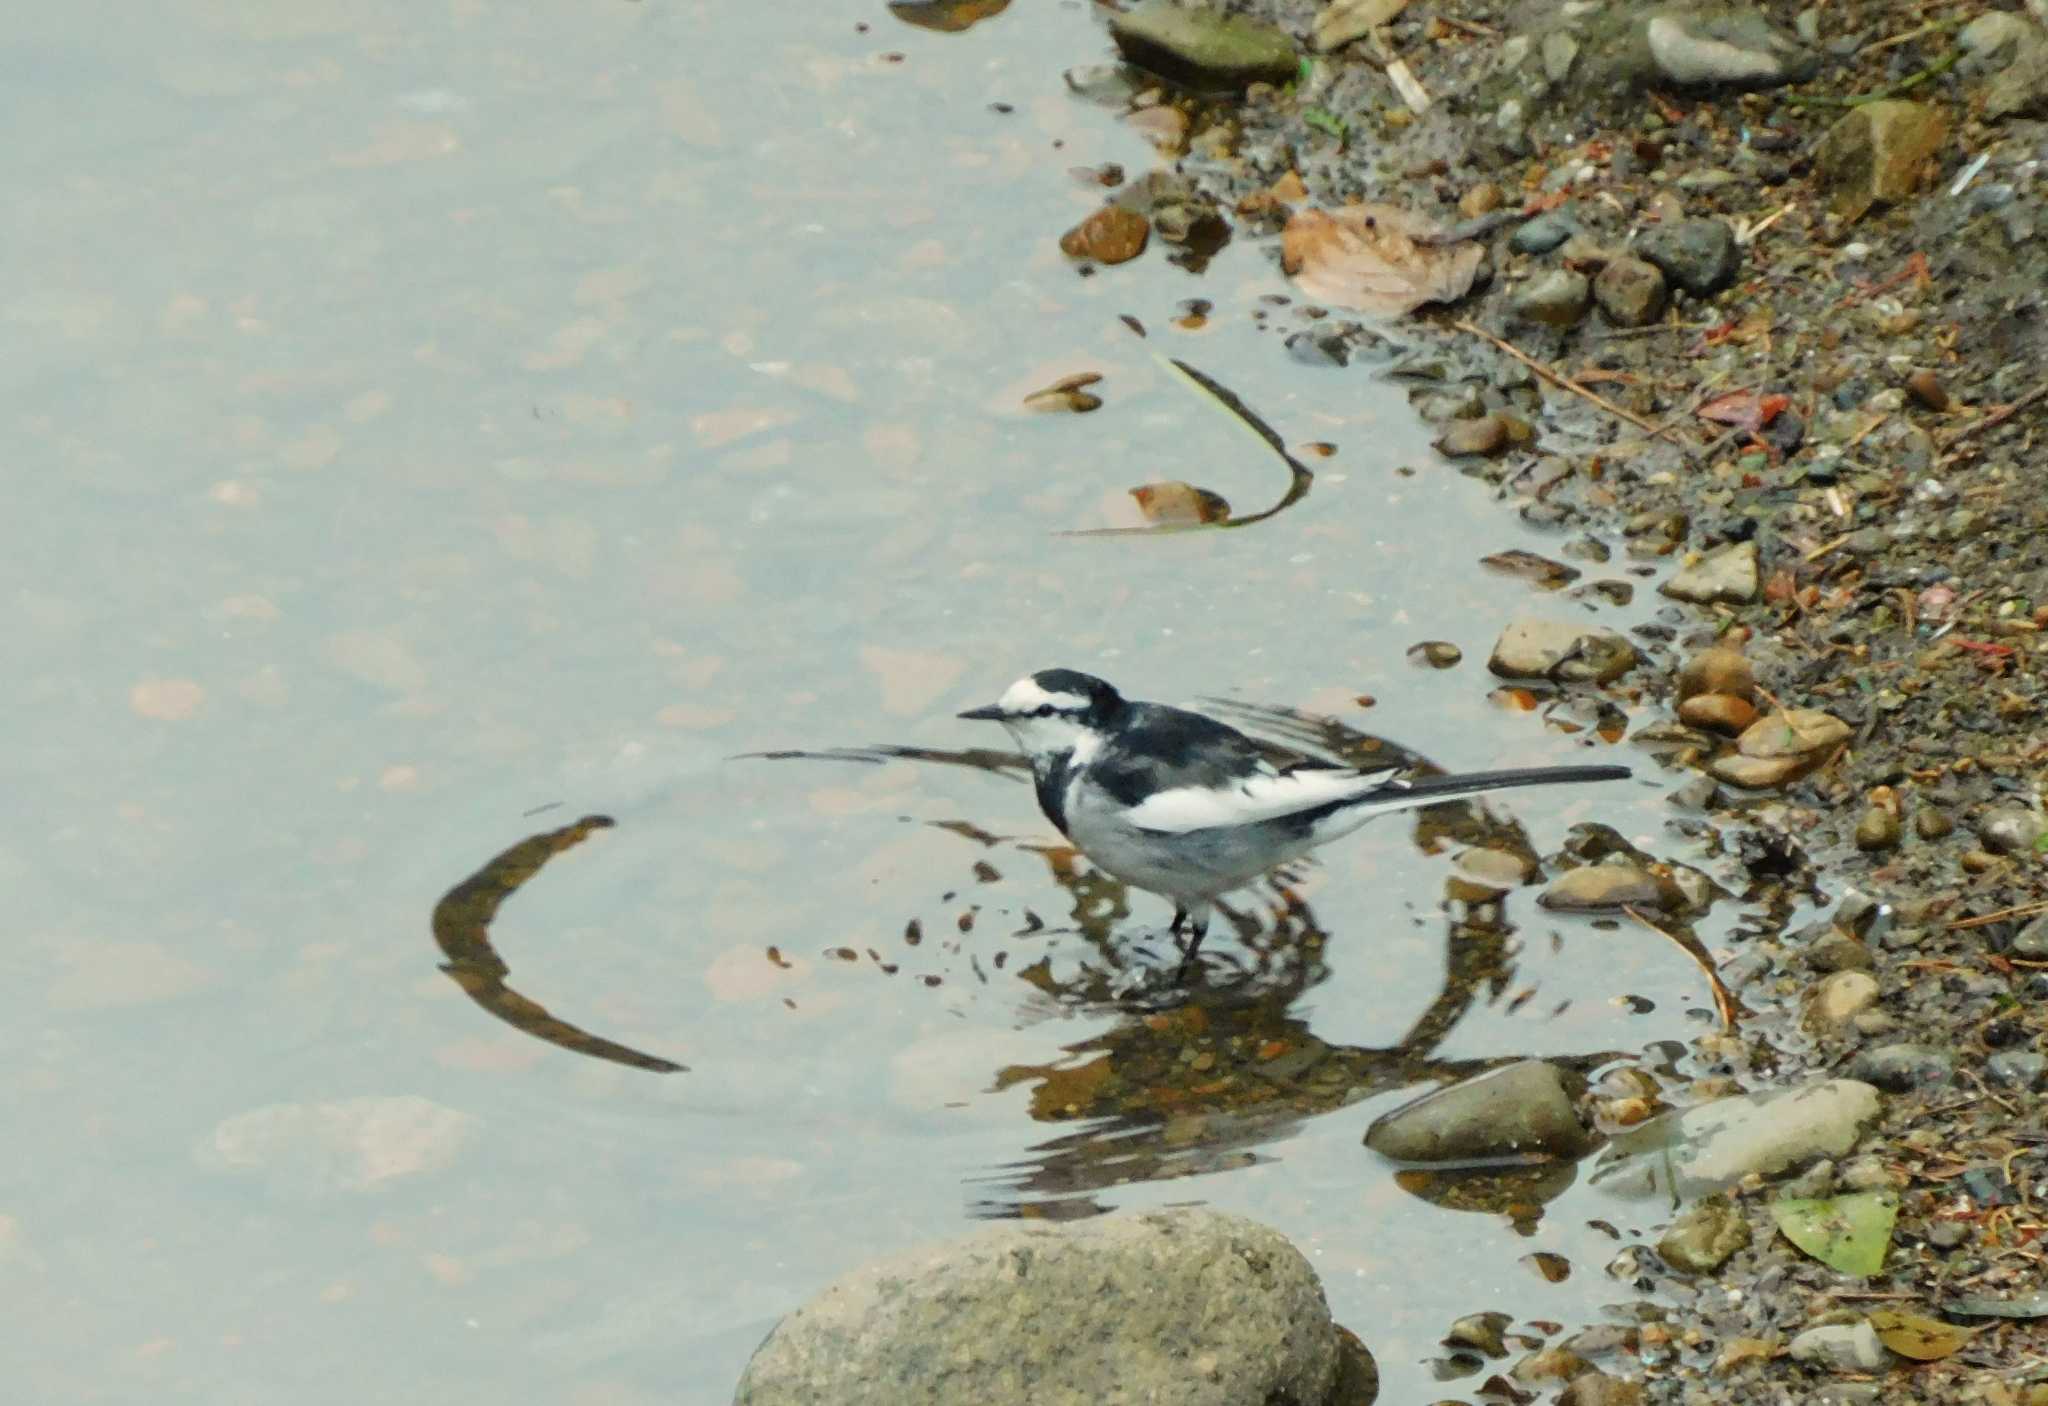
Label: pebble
xmin=1593 ymin=256 xmax=1668 ymax=327
xmin=1987 ymin=1050 xmax=2047 ymax=1089
xmin=1915 ymin=807 xmax=1954 ymax=840
xmin=1806 ymin=971 xmax=1879 ymax=1030
xmin=1460 ymin=182 xmax=1503 ymax=218
xmin=1661 ymin=541 xmax=1759 ymax=604
xmin=1636 ymin=218 xmax=1741 ymax=297
xmin=1541 ymin=30 xmax=1581 ymax=84
xmin=1060 ymin=205 xmax=1150 ymax=263
xmin=1977 ymin=805 xmax=2046 ymax=855
xmin=1804 ymin=931 xmax=1874 ymax=972
xmin=1736 ymin=708 xmax=1853 ymax=761
xmin=1657 ymin=1196 xmax=1750 ymax=1273
xmin=1107 ymin=0 xmax=1301 ymax=89
xmin=1814 ymin=100 xmax=1949 ymax=223
xmin=1960 ymin=11 xmax=2037 ymax=64
xmin=1539 ymin=863 xmax=1676 ymax=913
xmin=1853 ymin=806 xmax=1901 ymax=851
xmin=1591 ymin=1078 xmax=1882 ymax=1200
xmin=1788 ymin=1321 xmax=1890 ymax=1373
xmin=1679 ymin=692 xmax=1758 ymax=735
xmin=1489 ymin=617 xmax=1638 ymax=683
xmin=1512 ymin=269 xmax=1593 ymax=327
xmin=1905 ymin=369 xmax=1950 ymax=411
xmin=1677 ymin=644 xmax=1754 ymax=701
xmin=1558 ymin=1370 xmax=1645 ymax=1406
xmin=1642 ymin=12 xmax=1818 ymax=90
xmin=1443 ymin=1311 xmax=1511 ymax=1358
xmin=2013 ymin=912 xmax=2048 ymax=958
xmin=1434 ymin=413 xmax=1510 ymax=458
xmin=1846 ymin=1042 xmax=1955 ymax=1092
xmin=1364 ymin=1060 xmax=1593 ymax=1165
xmin=1511 ymin=211 xmax=1577 ymax=255
xmin=1707 ymin=753 xmax=1810 ymax=789
xmin=1511 ymin=1344 xmax=1586 ymax=1382
xmin=1408 ymin=640 xmax=1463 ymax=669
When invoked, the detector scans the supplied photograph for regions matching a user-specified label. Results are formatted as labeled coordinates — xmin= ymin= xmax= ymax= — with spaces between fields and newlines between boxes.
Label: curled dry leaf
xmin=1131 ymin=481 xmax=1231 ymax=525
xmin=1281 ymin=204 xmax=1483 ymax=316
xmin=1023 ymin=372 xmax=1104 ymax=413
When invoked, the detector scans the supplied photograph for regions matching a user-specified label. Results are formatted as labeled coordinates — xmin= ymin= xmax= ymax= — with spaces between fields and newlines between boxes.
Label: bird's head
xmin=958 ymin=668 xmax=1124 ymax=762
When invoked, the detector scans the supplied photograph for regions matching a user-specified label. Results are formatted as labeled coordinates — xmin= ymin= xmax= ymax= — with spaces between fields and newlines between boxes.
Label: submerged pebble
xmin=1365 ymin=1060 xmax=1594 ymax=1165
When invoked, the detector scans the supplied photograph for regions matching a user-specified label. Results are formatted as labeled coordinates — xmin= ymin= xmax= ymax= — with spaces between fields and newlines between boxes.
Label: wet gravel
xmin=1080 ymin=0 xmax=2048 ymax=1397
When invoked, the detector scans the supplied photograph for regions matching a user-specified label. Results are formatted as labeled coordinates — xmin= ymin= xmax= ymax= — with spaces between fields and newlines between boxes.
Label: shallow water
xmin=9 ymin=2 xmax=1739 ymax=1400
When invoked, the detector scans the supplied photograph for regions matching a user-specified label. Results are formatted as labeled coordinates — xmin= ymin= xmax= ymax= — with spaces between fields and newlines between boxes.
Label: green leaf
xmin=1303 ymin=107 xmax=1348 ymax=141
xmin=1771 ymin=1190 xmax=1897 ymax=1276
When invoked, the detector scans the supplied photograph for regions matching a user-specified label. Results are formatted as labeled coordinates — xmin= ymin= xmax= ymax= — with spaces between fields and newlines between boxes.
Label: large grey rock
xmin=733 ymin=1208 xmax=1339 ymax=1406
xmin=1590 ymin=1078 xmax=1881 ymax=1200
xmin=1365 ymin=1060 xmax=1594 ymax=1165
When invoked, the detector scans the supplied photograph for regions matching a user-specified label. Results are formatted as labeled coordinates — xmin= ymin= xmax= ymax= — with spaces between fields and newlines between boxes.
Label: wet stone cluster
xmin=1029 ymin=0 xmax=2048 ymax=1399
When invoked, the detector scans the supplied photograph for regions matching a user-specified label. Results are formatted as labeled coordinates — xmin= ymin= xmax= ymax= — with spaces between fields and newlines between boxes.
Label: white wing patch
xmin=1124 ymin=766 xmax=1403 ymax=834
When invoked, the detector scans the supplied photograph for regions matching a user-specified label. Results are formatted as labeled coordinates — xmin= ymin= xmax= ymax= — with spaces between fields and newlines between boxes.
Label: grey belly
xmin=1065 ymin=811 xmax=1318 ymax=901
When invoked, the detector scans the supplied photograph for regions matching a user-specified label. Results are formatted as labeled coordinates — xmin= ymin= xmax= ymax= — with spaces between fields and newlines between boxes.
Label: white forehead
xmin=999 ymin=675 xmax=1088 ymax=714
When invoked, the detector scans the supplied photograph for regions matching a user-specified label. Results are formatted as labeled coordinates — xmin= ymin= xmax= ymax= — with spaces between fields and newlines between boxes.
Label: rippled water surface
xmin=10 ymin=2 xmax=1739 ymax=1401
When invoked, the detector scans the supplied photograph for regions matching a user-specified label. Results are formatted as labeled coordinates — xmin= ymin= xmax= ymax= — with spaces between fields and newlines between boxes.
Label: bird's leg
xmin=1173 ymin=901 xmax=1212 ymax=980
xmin=1170 ymin=906 xmax=1189 ymax=934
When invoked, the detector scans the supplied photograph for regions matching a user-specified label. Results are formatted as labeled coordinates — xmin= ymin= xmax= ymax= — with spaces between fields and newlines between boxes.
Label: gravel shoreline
xmin=1068 ymin=0 xmax=2048 ymax=1399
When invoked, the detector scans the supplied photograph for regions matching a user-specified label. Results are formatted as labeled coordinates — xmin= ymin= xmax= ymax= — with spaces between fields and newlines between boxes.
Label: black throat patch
xmin=1033 ymin=749 xmax=1075 ymax=837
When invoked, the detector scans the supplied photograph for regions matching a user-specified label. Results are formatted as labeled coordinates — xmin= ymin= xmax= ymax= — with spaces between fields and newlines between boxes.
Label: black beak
xmin=957 ymin=704 xmax=1006 ymax=722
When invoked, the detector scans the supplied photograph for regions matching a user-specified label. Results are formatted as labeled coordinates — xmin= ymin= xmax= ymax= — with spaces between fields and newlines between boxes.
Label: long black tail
xmin=1395 ymin=764 xmax=1631 ymax=805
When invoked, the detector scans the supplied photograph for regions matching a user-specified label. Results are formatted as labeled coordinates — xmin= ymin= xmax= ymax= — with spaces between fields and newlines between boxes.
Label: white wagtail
xmin=958 ymin=668 xmax=1630 ymax=972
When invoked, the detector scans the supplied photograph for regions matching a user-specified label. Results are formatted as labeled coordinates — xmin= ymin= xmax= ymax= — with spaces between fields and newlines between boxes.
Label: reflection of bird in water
xmin=957 ymin=669 xmax=1631 ymax=975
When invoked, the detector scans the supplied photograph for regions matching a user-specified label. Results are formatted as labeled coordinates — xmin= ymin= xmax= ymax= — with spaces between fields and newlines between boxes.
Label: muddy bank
xmin=1060 ymin=0 xmax=2048 ymax=1399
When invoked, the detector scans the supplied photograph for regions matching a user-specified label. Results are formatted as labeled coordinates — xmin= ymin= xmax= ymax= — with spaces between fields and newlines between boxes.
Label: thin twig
xmin=1940 ymin=380 xmax=2048 ymax=452
xmin=1451 ymin=319 xmax=1687 ymax=452
xmin=1623 ymin=905 xmax=1741 ymax=1033
xmin=1948 ymin=898 xmax=2048 ymax=931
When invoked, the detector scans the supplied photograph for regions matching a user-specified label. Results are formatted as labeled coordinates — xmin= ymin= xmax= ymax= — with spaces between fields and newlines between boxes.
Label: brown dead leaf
xmin=1131 ymin=481 xmax=1230 ymax=525
xmin=1869 ymin=1309 xmax=1978 ymax=1362
xmin=1281 ymin=205 xmax=1482 ymax=316
xmin=1023 ymin=372 xmax=1104 ymax=414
